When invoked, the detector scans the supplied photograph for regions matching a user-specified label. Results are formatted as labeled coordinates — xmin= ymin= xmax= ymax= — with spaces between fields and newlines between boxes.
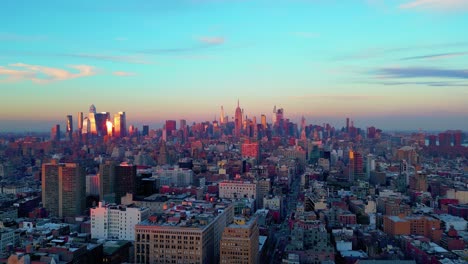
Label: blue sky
xmin=1 ymin=0 xmax=468 ymax=132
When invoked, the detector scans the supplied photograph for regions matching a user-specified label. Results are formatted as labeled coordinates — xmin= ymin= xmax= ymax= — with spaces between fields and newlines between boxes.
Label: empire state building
xmin=234 ymin=100 xmax=243 ymax=138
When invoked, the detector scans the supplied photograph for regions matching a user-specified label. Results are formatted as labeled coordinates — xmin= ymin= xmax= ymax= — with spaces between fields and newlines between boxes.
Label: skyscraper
xmin=346 ymin=117 xmax=350 ymax=133
xmin=165 ymin=120 xmax=177 ymax=136
xmin=88 ymin=104 xmax=97 ymax=135
xmin=220 ymin=106 xmax=225 ymax=124
xmin=42 ymin=160 xmax=85 ymax=218
xmin=180 ymin=119 xmax=187 ymax=130
xmin=66 ymin=115 xmax=73 ymax=140
xmin=142 ymin=125 xmax=149 ymax=136
xmin=272 ymin=105 xmax=277 ymax=125
xmin=114 ymin=164 xmax=137 ymax=204
xmin=261 ymin=114 xmax=267 ymax=129
xmin=114 ymin=111 xmax=127 ymax=137
xmin=234 ymin=100 xmax=243 ymax=138
xmin=77 ymin=112 xmax=83 ymax=132
xmin=50 ymin=124 xmax=60 ymax=141
xmin=99 ymin=160 xmax=116 ymax=203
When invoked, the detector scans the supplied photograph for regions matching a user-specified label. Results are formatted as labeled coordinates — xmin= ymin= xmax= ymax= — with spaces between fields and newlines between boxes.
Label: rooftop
xmin=137 ymin=199 xmax=231 ymax=230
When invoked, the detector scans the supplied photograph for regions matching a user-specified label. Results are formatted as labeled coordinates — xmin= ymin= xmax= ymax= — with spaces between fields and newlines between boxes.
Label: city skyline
xmin=1 ymin=0 xmax=468 ymax=131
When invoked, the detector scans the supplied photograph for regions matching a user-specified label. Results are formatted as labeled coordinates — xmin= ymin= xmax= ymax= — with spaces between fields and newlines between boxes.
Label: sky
xmin=1 ymin=0 xmax=468 ymax=132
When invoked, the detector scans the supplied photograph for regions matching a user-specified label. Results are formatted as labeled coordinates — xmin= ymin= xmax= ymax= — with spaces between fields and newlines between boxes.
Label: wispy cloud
xmin=375 ymin=81 xmax=468 ymax=87
xmin=113 ymin=71 xmax=136 ymax=76
xmin=0 ymin=63 xmax=96 ymax=84
xmin=138 ymin=36 xmax=227 ymax=54
xmin=61 ymin=53 xmax=151 ymax=64
xmin=401 ymin=52 xmax=468 ymax=60
xmin=291 ymin=31 xmax=320 ymax=38
xmin=373 ymin=67 xmax=468 ymax=79
xmin=198 ymin=36 xmax=225 ymax=45
xmin=337 ymin=42 xmax=468 ymax=60
xmin=0 ymin=33 xmax=47 ymax=41
xmin=399 ymin=0 xmax=468 ymax=11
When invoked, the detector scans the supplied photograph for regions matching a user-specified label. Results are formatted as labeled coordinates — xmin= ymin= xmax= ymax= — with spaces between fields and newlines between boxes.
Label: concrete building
xmin=0 ymin=228 xmax=18 ymax=257
xmin=156 ymin=167 xmax=194 ymax=187
xmin=383 ymin=215 xmax=443 ymax=242
xmin=42 ymin=160 xmax=85 ymax=218
xmin=220 ymin=217 xmax=259 ymax=264
xmin=90 ymin=201 xmax=149 ymax=241
xmin=219 ymin=180 xmax=258 ymax=200
xmin=134 ymin=200 xmax=234 ymax=264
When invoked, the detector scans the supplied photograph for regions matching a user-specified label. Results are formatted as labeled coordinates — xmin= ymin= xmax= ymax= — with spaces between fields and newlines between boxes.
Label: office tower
xmin=165 ymin=120 xmax=177 ymax=136
xmin=134 ymin=200 xmax=234 ymax=264
xmin=89 ymin=104 xmax=96 ymax=114
xmin=50 ymin=124 xmax=60 ymax=141
xmin=99 ymin=160 xmax=116 ymax=203
xmin=115 ymin=164 xmax=137 ymax=204
xmin=88 ymin=104 xmax=98 ymax=135
xmin=367 ymin=126 xmax=376 ymax=139
xmin=261 ymin=114 xmax=267 ymax=129
xmin=453 ymin=130 xmax=463 ymax=147
xmin=348 ymin=151 xmax=355 ymax=183
xmin=366 ymin=154 xmax=375 ymax=180
xmin=438 ymin=132 xmax=452 ymax=147
xmin=82 ymin=117 xmax=90 ymax=134
xmin=142 ymin=125 xmax=149 ymax=136
xmin=42 ymin=160 xmax=85 ymax=218
xmin=220 ymin=106 xmax=225 ymax=124
xmin=91 ymin=201 xmax=150 ymax=241
xmin=180 ymin=119 xmax=187 ymax=130
xmin=158 ymin=140 xmax=169 ymax=165
xmin=256 ymin=179 xmax=271 ymax=209
xmin=354 ymin=151 xmax=363 ymax=175
xmin=234 ymin=100 xmax=243 ymax=138
xmin=106 ymin=120 xmax=113 ymax=137
xmin=346 ymin=117 xmax=350 ymax=132
xmin=94 ymin=112 xmax=110 ymax=136
xmin=77 ymin=112 xmax=83 ymax=132
xmin=66 ymin=115 xmax=73 ymax=140
xmin=275 ymin=108 xmax=284 ymax=125
xmin=220 ymin=217 xmax=259 ymax=264
xmin=428 ymin=135 xmax=437 ymax=147
xmin=114 ymin=111 xmax=127 ymax=137
xmin=272 ymin=105 xmax=277 ymax=124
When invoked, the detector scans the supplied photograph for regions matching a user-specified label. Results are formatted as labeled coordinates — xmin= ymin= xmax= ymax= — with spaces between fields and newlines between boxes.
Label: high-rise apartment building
xmin=115 ymin=164 xmax=137 ymax=204
xmin=220 ymin=217 xmax=259 ymax=264
xmin=134 ymin=200 xmax=234 ymax=264
xmin=91 ymin=201 xmax=150 ymax=241
xmin=99 ymin=160 xmax=116 ymax=203
xmin=42 ymin=160 xmax=85 ymax=218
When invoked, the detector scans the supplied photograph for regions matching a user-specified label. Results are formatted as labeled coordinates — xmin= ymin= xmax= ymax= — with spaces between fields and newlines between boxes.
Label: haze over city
xmin=1 ymin=0 xmax=467 ymax=132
